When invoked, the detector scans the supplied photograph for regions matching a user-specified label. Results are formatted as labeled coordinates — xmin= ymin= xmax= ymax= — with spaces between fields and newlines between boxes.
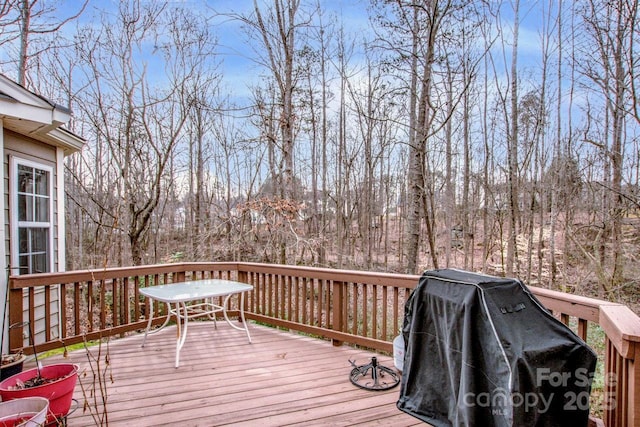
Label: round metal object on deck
xmin=349 ymin=357 xmax=400 ymax=391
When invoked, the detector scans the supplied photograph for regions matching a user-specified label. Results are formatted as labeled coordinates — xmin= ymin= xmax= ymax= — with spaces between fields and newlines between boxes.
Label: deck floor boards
xmin=28 ymin=322 xmax=422 ymax=426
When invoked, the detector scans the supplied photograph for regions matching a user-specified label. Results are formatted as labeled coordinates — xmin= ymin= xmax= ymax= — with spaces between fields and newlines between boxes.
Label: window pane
xmin=18 ymin=194 xmax=28 ymax=221
xmin=31 ymin=228 xmax=48 ymax=252
xmin=18 ymin=165 xmax=32 ymax=193
xmin=33 ymin=253 xmax=48 ymax=274
xmin=19 ymin=254 xmax=29 ymax=274
xmin=19 ymin=228 xmax=28 ymax=253
xmin=35 ymin=196 xmax=49 ymax=222
xmin=34 ymin=169 xmax=49 ymax=195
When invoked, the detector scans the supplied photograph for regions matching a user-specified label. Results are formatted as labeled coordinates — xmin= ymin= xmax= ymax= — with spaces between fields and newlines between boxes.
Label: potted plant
xmin=0 ymin=321 xmax=78 ymax=425
xmin=0 ymin=363 xmax=79 ymax=425
xmin=0 ymin=396 xmax=49 ymax=427
xmin=0 ymin=351 xmax=26 ymax=381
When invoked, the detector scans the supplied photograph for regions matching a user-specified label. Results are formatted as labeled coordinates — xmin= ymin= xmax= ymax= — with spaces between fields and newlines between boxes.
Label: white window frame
xmin=9 ymin=156 xmax=54 ymax=275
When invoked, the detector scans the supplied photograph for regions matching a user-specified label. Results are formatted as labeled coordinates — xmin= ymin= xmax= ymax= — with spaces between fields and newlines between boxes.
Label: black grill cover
xmin=396 ymin=269 xmax=597 ymax=427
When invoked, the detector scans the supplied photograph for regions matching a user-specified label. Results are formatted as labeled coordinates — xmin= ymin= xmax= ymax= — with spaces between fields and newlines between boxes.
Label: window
xmin=11 ymin=158 xmax=53 ymax=275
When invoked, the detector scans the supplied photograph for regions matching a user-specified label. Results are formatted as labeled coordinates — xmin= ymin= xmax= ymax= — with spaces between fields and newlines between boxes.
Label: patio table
xmin=140 ymin=279 xmax=252 ymax=367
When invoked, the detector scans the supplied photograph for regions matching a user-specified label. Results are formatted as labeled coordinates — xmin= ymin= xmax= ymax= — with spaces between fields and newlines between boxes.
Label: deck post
xmin=237 ymin=270 xmax=250 ymax=323
xmin=7 ymin=279 xmax=23 ymax=352
xmin=600 ymin=304 xmax=640 ymax=427
xmin=331 ymin=281 xmax=345 ymax=347
xmin=625 ymin=340 xmax=639 ymax=427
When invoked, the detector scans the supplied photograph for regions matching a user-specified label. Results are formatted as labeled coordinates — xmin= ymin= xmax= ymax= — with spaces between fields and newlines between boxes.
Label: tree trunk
xmin=506 ymin=0 xmax=520 ymax=277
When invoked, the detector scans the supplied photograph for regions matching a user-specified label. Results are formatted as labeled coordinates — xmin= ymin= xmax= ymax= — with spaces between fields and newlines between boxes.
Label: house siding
xmin=3 ymin=129 xmax=60 ymax=345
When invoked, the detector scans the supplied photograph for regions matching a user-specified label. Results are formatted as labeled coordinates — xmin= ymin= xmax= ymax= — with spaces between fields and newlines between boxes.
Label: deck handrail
xmin=7 ymin=262 xmax=640 ymax=426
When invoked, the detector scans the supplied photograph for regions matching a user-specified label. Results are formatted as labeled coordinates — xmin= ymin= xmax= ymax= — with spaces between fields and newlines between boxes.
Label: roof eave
xmin=45 ymin=127 xmax=86 ymax=155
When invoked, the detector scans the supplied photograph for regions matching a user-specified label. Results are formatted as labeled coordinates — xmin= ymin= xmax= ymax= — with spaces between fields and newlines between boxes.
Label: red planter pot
xmin=0 ymin=363 xmax=78 ymax=424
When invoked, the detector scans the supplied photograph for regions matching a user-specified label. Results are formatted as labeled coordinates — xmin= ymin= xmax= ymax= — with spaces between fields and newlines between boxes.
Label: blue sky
xmin=55 ymin=0 xmax=373 ymax=102
xmin=207 ymin=0 xmax=372 ymax=100
xmin=51 ymin=0 xmax=548 ymax=108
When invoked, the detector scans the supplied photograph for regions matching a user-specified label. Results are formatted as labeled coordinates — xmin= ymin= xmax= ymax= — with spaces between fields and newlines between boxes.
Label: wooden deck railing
xmin=7 ymin=262 xmax=640 ymax=426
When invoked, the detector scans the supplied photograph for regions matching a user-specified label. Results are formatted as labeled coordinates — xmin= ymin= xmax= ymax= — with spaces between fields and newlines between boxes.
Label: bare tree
xmin=13 ymin=0 xmax=87 ymax=86
xmin=297 ymin=1 xmax=336 ymax=266
xmin=333 ymin=25 xmax=355 ymax=268
xmin=228 ymin=0 xmax=311 ymax=263
xmin=578 ymin=0 xmax=638 ymax=291
xmin=505 ymin=0 xmax=521 ymax=277
xmin=240 ymin=0 xmax=309 ymax=200
xmin=549 ymin=0 xmax=563 ymax=288
xmin=72 ymin=1 xmax=216 ymax=265
xmin=373 ymin=0 xmax=477 ymax=273
xmin=0 ymin=1 xmax=19 ymax=50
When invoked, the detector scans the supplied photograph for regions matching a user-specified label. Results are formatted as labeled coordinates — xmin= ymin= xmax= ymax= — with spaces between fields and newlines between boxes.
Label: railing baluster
xmin=123 ymin=276 xmax=130 ymax=328
xmin=73 ymin=282 xmax=81 ymax=336
xmin=302 ymin=278 xmax=308 ymax=325
xmin=382 ymin=285 xmax=388 ymax=341
xmin=362 ymin=284 xmax=368 ymax=338
xmin=27 ymin=288 xmax=35 ymax=345
xmin=284 ymin=275 xmax=288 ymax=321
xmin=272 ymin=273 xmax=278 ymax=317
xmin=351 ymin=283 xmax=358 ymax=335
xmin=323 ymin=279 xmax=333 ymax=329
xmin=578 ymin=318 xmax=588 ymax=341
xmin=134 ymin=276 xmax=141 ymax=322
xmin=309 ymin=277 xmax=315 ymax=326
xmin=372 ymin=284 xmax=378 ymax=340
xmin=44 ymin=285 xmax=51 ymax=342
xmin=87 ymin=280 xmax=94 ymax=332
xmin=265 ymin=273 xmax=270 ymax=317
xmin=60 ymin=283 xmax=68 ymax=340
xmin=317 ymin=279 xmax=323 ymax=328
xmin=286 ymin=275 xmax=292 ymax=323
xmin=102 ymin=279 xmax=108 ymax=329
xmin=272 ymin=274 xmax=278 ymax=318
xmin=295 ymin=276 xmax=301 ymax=323
xmin=278 ymin=274 xmax=282 ymax=318
xmin=393 ymin=287 xmax=399 ymax=337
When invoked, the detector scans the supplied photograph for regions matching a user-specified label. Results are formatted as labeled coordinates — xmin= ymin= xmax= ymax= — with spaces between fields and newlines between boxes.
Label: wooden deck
xmin=33 ymin=322 xmax=422 ymax=426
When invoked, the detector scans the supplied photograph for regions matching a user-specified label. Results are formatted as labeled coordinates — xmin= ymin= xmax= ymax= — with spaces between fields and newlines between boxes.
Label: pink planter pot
xmin=0 ymin=396 xmax=49 ymax=427
xmin=0 ymin=363 xmax=78 ymax=424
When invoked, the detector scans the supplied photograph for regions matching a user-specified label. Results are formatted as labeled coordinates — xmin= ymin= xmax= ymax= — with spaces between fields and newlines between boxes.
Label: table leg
xmin=175 ymin=302 xmax=189 ymax=368
xmin=141 ymin=298 xmax=173 ymax=348
xmin=206 ymin=297 xmax=218 ymax=329
xmin=221 ymin=292 xmax=252 ymax=343
xmin=239 ymin=292 xmax=252 ymax=343
xmin=141 ymin=297 xmax=155 ymax=348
